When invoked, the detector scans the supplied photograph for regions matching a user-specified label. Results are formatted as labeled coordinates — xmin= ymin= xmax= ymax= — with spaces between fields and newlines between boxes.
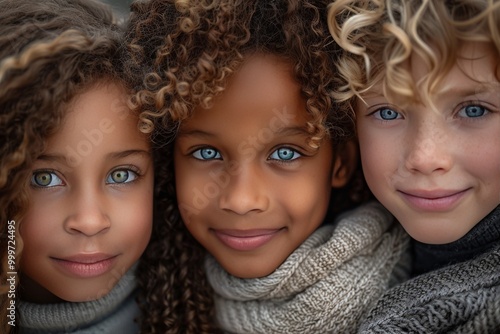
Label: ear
xmin=331 ymin=140 xmax=358 ymax=188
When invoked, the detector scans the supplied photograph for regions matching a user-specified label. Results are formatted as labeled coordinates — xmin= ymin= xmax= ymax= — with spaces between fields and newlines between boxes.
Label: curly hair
xmin=328 ymin=0 xmax=500 ymax=106
xmin=126 ymin=0 xmax=357 ymax=145
xmin=0 ymin=1 xmax=123 ymax=332
xmin=123 ymin=0 xmax=371 ymax=332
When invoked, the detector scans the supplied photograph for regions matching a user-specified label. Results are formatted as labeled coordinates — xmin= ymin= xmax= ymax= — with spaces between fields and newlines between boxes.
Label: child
xmin=124 ymin=0 xmax=410 ymax=332
xmin=0 ymin=0 xmax=154 ymax=332
xmin=329 ymin=0 xmax=500 ymax=332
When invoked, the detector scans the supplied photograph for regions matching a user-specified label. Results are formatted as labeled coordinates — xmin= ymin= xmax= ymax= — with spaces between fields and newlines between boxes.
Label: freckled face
xmin=174 ymin=54 xmax=346 ymax=278
xmin=357 ymin=42 xmax=500 ymax=244
xmin=20 ymin=82 xmax=153 ymax=303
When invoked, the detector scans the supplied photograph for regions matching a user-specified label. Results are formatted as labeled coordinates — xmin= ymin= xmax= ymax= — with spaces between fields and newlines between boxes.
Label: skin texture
xmin=174 ymin=53 xmax=352 ymax=279
xmin=357 ymin=42 xmax=500 ymax=244
xmin=20 ymin=82 xmax=153 ymax=303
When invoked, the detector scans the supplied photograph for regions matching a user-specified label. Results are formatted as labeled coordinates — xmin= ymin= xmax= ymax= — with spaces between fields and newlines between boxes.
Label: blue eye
xmin=31 ymin=171 xmax=64 ymax=188
xmin=192 ymin=147 xmax=221 ymax=160
xmin=106 ymin=169 xmax=138 ymax=184
xmin=375 ymin=108 xmax=400 ymax=120
xmin=269 ymin=147 xmax=301 ymax=161
xmin=458 ymin=104 xmax=488 ymax=118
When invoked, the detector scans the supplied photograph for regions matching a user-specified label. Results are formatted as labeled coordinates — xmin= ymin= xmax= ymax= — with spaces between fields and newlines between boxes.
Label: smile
xmin=212 ymin=228 xmax=285 ymax=251
xmin=398 ymin=188 xmax=470 ymax=212
xmin=51 ymin=253 xmax=118 ymax=278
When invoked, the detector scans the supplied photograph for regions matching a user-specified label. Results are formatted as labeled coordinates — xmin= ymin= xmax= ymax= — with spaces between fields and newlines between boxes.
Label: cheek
xmin=19 ymin=214 xmax=53 ymax=275
xmin=174 ymin=157 xmax=194 ymax=203
xmin=359 ymin=135 xmax=398 ymax=184
xmin=468 ymin=153 xmax=500 ymax=188
xmin=175 ymin=168 xmax=215 ymax=215
xmin=278 ymin=176 xmax=331 ymax=224
xmin=116 ymin=195 xmax=153 ymax=239
xmin=20 ymin=202 xmax=60 ymax=247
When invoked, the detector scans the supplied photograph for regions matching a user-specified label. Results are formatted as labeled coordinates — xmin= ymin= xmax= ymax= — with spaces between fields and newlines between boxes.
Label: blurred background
xmin=98 ymin=0 xmax=133 ymax=18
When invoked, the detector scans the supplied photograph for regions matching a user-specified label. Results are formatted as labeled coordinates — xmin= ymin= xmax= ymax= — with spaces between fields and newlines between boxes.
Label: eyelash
xmin=30 ymin=166 xmax=142 ymax=189
xmin=106 ymin=166 xmax=142 ymax=185
xmin=268 ymin=146 xmax=302 ymax=163
xmin=368 ymin=101 xmax=492 ymax=123
xmin=190 ymin=146 xmax=303 ymax=163
xmin=192 ymin=147 xmax=222 ymax=160
xmin=456 ymin=101 xmax=490 ymax=120
xmin=30 ymin=169 xmax=65 ymax=189
xmin=369 ymin=107 xmax=402 ymax=122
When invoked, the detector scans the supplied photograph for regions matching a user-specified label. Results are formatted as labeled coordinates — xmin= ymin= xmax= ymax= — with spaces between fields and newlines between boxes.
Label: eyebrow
xmin=37 ymin=149 xmax=151 ymax=165
xmin=176 ymin=129 xmax=215 ymax=139
xmin=274 ymin=126 xmax=311 ymax=137
xmin=437 ymin=85 xmax=495 ymax=98
xmin=36 ymin=154 xmax=66 ymax=164
xmin=177 ymin=126 xmax=311 ymax=138
xmin=106 ymin=149 xmax=151 ymax=160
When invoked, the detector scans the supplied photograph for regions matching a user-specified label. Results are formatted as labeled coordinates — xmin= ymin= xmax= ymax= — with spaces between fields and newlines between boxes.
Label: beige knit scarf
xmin=205 ymin=202 xmax=410 ymax=334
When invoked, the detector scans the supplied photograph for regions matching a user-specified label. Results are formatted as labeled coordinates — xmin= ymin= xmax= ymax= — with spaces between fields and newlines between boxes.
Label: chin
xmin=221 ymin=261 xmax=279 ymax=279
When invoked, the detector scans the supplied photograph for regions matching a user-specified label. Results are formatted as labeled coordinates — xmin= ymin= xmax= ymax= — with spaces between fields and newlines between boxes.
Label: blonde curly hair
xmin=328 ymin=0 xmax=500 ymax=107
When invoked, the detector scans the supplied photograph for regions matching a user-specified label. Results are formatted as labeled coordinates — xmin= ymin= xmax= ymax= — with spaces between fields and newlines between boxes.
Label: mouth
xmin=51 ymin=253 xmax=119 ymax=278
xmin=398 ymin=188 xmax=470 ymax=212
xmin=212 ymin=228 xmax=285 ymax=251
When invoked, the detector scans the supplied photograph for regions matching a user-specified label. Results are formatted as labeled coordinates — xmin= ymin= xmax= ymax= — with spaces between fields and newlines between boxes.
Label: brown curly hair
xmin=0 ymin=1 xmax=125 ymax=332
xmin=123 ymin=0 xmax=371 ymax=332
xmin=328 ymin=0 xmax=500 ymax=106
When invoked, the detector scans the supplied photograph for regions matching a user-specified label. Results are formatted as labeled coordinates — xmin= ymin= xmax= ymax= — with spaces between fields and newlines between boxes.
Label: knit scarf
xmin=19 ymin=265 xmax=139 ymax=333
xmin=359 ymin=245 xmax=500 ymax=334
xmin=359 ymin=207 xmax=500 ymax=334
xmin=413 ymin=205 xmax=500 ymax=275
xmin=205 ymin=202 xmax=410 ymax=334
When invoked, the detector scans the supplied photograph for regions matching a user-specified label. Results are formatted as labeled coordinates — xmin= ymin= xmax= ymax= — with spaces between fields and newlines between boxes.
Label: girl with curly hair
xmin=329 ymin=0 xmax=500 ymax=332
xmin=124 ymin=0 xmax=410 ymax=332
xmin=0 ymin=0 xmax=157 ymax=332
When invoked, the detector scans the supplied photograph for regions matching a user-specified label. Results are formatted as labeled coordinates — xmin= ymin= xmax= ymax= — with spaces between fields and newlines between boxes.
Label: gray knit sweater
xmin=19 ymin=266 xmax=140 ymax=334
xmin=359 ymin=206 xmax=500 ymax=334
xmin=205 ymin=202 xmax=410 ymax=334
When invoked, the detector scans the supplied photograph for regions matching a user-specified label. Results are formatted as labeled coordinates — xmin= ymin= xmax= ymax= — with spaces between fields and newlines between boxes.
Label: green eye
xmin=34 ymin=172 xmax=51 ymax=186
xmin=31 ymin=171 xmax=64 ymax=187
xmin=107 ymin=169 xmax=138 ymax=184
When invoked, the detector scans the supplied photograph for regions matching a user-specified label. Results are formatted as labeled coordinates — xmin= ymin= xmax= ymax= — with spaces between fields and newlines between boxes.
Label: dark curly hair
xmin=126 ymin=0 xmax=357 ymax=145
xmin=124 ymin=0 xmax=371 ymax=332
xmin=0 ymin=1 xmax=124 ymax=333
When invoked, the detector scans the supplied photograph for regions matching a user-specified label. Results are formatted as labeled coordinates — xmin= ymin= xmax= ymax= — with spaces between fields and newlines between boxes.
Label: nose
xmin=64 ymin=188 xmax=110 ymax=236
xmin=404 ymin=119 xmax=453 ymax=175
xmin=218 ymin=164 xmax=270 ymax=215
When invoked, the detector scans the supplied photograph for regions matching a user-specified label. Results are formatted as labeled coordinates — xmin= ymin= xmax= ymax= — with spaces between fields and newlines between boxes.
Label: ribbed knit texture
xmin=205 ymin=202 xmax=410 ymax=334
xmin=19 ymin=265 xmax=140 ymax=333
xmin=359 ymin=206 xmax=500 ymax=334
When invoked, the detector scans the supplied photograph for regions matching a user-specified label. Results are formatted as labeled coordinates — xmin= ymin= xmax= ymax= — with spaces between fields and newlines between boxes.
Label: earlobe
xmin=331 ymin=140 xmax=358 ymax=188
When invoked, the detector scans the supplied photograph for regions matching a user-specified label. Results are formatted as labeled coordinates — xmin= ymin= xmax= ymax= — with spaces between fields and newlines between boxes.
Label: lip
xmin=51 ymin=253 xmax=118 ymax=278
xmin=213 ymin=229 xmax=284 ymax=251
xmin=398 ymin=188 xmax=470 ymax=212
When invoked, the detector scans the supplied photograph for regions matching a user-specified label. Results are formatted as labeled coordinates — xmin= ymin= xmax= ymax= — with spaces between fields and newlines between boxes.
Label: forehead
xmin=181 ymin=53 xmax=310 ymax=130
xmin=46 ymin=82 xmax=149 ymax=150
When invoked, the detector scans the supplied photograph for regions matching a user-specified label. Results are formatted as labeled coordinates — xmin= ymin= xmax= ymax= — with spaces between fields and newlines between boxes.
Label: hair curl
xmin=328 ymin=0 xmax=500 ymax=105
xmin=123 ymin=0 xmax=371 ymax=332
xmin=126 ymin=0 xmax=356 ymax=145
xmin=0 ymin=1 xmax=123 ymax=332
